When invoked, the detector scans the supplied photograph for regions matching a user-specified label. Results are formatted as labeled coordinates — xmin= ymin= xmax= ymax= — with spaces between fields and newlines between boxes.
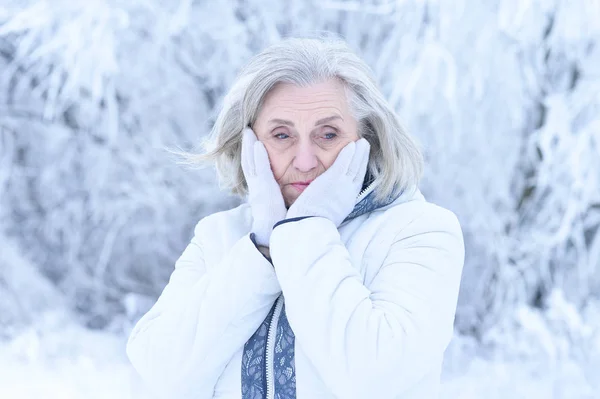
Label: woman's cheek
xmin=320 ymin=148 xmax=341 ymax=170
xmin=263 ymin=147 xmax=290 ymax=180
xmin=260 ymin=146 xmax=280 ymax=175
xmin=326 ymin=141 xmax=352 ymax=167
xmin=269 ymin=156 xmax=288 ymax=181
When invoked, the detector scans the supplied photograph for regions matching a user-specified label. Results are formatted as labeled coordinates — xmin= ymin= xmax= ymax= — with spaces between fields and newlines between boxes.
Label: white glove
xmin=286 ymin=138 xmax=370 ymax=227
xmin=241 ymin=127 xmax=287 ymax=246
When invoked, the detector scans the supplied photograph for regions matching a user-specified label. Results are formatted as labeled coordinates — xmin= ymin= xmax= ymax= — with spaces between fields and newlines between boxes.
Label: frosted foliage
xmin=0 ymin=234 xmax=64 ymax=339
xmin=0 ymin=0 xmax=598 ymax=333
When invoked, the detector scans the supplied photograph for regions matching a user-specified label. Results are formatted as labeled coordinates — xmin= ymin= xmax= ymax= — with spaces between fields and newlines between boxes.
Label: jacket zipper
xmin=265 ymin=295 xmax=284 ymax=399
xmin=356 ymin=181 xmax=376 ymax=203
xmin=263 ymin=181 xmax=374 ymax=397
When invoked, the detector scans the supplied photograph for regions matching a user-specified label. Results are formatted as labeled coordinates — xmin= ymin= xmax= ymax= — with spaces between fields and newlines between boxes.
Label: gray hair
xmin=191 ymin=36 xmax=423 ymax=202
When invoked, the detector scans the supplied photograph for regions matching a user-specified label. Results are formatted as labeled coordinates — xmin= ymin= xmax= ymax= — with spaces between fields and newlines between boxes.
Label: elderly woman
xmin=126 ymin=37 xmax=465 ymax=399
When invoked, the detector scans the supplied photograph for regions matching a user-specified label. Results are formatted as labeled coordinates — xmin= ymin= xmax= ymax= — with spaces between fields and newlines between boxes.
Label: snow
xmin=441 ymin=352 xmax=597 ymax=399
xmin=1 ymin=0 xmax=599 ymax=398
xmin=0 ymin=0 xmax=598 ymax=337
xmin=0 ymin=310 xmax=131 ymax=399
xmin=1 ymin=294 xmax=598 ymax=399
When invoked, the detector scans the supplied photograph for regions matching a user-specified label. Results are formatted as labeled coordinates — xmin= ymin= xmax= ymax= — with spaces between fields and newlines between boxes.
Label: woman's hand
xmin=241 ymin=127 xmax=287 ymax=246
xmin=286 ymin=138 xmax=370 ymax=227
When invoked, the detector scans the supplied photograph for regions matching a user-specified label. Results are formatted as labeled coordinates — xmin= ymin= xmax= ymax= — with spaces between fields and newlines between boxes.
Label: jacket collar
xmin=343 ymin=175 xmax=422 ymax=223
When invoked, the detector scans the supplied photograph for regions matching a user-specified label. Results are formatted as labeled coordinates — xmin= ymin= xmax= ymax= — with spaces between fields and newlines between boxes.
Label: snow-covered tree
xmin=0 ymin=0 xmax=598 ymax=335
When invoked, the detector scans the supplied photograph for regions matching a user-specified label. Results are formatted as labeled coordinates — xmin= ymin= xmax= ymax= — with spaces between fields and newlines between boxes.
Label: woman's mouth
xmin=290 ymin=181 xmax=312 ymax=192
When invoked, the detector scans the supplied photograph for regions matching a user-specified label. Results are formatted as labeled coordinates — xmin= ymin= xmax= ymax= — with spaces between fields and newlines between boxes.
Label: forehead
xmin=259 ymin=79 xmax=351 ymax=116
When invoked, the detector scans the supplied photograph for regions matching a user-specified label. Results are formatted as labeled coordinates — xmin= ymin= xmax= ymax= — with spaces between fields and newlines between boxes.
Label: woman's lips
xmin=290 ymin=182 xmax=311 ymax=192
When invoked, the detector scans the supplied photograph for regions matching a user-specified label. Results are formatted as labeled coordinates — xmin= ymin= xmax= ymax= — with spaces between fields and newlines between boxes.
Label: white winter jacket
xmin=126 ymin=186 xmax=465 ymax=399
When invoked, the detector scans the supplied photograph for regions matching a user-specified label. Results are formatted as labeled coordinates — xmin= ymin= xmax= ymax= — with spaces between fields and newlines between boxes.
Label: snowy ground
xmin=1 ymin=294 xmax=598 ymax=399
xmin=0 ymin=310 xmax=132 ymax=399
xmin=441 ymin=336 xmax=599 ymax=399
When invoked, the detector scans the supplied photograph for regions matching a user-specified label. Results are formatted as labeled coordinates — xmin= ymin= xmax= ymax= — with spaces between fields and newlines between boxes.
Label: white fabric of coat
xmin=126 ymin=187 xmax=465 ymax=399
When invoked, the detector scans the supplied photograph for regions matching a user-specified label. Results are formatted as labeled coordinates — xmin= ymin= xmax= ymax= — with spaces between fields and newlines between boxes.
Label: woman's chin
xmin=282 ymin=189 xmax=299 ymax=208
xmin=284 ymin=197 xmax=295 ymax=208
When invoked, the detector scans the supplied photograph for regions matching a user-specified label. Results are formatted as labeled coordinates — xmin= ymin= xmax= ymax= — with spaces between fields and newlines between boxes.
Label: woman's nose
xmin=292 ymin=143 xmax=318 ymax=172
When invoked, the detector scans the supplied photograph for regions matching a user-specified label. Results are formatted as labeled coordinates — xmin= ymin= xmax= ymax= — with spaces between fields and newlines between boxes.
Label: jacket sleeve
xmin=269 ymin=205 xmax=465 ymax=399
xmin=126 ymin=217 xmax=282 ymax=399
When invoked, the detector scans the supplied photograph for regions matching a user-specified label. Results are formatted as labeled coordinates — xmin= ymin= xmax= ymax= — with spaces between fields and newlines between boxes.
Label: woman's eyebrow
xmin=267 ymin=115 xmax=343 ymax=127
xmin=268 ymin=118 xmax=295 ymax=126
xmin=315 ymin=115 xmax=343 ymax=125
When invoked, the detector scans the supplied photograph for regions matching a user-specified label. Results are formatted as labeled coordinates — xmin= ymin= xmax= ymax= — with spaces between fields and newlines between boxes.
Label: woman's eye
xmin=323 ymin=132 xmax=338 ymax=140
xmin=274 ymin=132 xmax=290 ymax=140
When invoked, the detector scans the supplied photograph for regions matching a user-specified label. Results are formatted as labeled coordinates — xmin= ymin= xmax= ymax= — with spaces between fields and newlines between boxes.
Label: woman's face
xmin=252 ymin=79 xmax=360 ymax=207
